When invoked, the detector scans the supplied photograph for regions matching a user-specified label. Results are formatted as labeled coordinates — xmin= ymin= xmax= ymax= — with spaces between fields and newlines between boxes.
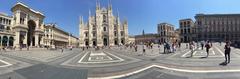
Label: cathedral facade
xmin=79 ymin=0 xmax=128 ymax=47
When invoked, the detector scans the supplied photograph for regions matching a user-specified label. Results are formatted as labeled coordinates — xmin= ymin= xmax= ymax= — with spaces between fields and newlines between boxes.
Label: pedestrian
xmin=164 ymin=43 xmax=166 ymax=54
xmin=172 ymin=43 xmax=176 ymax=53
xmin=189 ymin=42 xmax=195 ymax=57
xmin=134 ymin=45 xmax=138 ymax=52
xmin=205 ymin=41 xmax=211 ymax=57
xmin=201 ymin=41 xmax=204 ymax=50
xmin=224 ymin=41 xmax=231 ymax=64
xmin=2 ymin=46 xmax=6 ymax=52
xmin=178 ymin=42 xmax=181 ymax=48
xmin=61 ymin=48 xmax=64 ymax=53
xmin=27 ymin=46 xmax=29 ymax=51
xmin=142 ymin=45 xmax=146 ymax=55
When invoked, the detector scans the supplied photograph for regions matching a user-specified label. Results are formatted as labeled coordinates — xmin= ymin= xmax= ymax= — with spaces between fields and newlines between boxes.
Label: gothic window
xmin=114 ymin=31 xmax=117 ymax=36
xmin=93 ymin=25 xmax=96 ymax=30
xmin=114 ymin=25 xmax=117 ymax=30
xmin=103 ymin=15 xmax=107 ymax=23
xmin=85 ymin=32 xmax=88 ymax=37
xmin=121 ymin=31 xmax=124 ymax=36
xmin=103 ymin=26 xmax=107 ymax=31
xmin=93 ymin=32 xmax=96 ymax=37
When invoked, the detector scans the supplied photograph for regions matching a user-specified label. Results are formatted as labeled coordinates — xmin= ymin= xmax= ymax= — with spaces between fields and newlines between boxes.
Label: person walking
xmin=201 ymin=41 xmax=204 ymax=50
xmin=224 ymin=41 xmax=231 ymax=64
xmin=178 ymin=42 xmax=181 ymax=48
xmin=61 ymin=47 xmax=64 ymax=53
xmin=142 ymin=45 xmax=146 ymax=55
xmin=189 ymin=41 xmax=195 ymax=57
xmin=164 ymin=43 xmax=167 ymax=54
xmin=134 ymin=45 xmax=138 ymax=52
xmin=205 ymin=41 xmax=211 ymax=57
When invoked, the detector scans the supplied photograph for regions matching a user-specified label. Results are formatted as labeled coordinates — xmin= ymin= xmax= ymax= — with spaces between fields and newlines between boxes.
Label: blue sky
xmin=1 ymin=0 xmax=240 ymax=37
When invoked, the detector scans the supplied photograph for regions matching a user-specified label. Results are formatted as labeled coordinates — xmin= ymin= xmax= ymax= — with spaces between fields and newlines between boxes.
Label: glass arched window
xmin=103 ymin=15 xmax=107 ymax=23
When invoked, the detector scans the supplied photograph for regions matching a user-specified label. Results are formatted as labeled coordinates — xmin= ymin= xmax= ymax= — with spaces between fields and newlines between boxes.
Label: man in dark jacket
xmin=205 ymin=41 xmax=211 ymax=57
xmin=224 ymin=41 xmax=231 ymax=64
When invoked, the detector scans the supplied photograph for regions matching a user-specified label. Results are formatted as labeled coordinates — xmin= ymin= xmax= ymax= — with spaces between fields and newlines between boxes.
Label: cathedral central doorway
xmin=103 ymin=38 xmax=108 ymax=46
xmin=27 ymin=20 xmax=36 ymax=46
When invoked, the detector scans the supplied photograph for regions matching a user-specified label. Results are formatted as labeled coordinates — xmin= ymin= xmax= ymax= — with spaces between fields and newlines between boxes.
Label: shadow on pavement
xmin=219 ymin=62 xmax=228 ymax=66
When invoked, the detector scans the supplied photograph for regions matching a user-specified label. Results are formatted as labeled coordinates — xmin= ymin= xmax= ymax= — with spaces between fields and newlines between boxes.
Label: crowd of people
xmin=79 ymin=40 xmax=232 ymax=65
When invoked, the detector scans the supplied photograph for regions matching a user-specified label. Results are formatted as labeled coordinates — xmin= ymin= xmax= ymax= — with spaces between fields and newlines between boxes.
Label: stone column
xmin=35 ymin=34 xmax=39 ymax=47
xmin=40 ymin=35 xmax=44 ymax=46
xmin=14 ymin=31 xmax=20 ymax=48
xmin=24 ymin=14 xmax=28 ymax=25
xmin=23 ymin=31 xmax=28 ymax=46
xmin=15 ymin=10 xmax=21 ymax=24
xmin=68 ymin=34 xmax=71 ymax=46
xmin=0 ymin=36 xmax=2 ymax=46
xmin=7 ymin=36 xmax=9 ymax=47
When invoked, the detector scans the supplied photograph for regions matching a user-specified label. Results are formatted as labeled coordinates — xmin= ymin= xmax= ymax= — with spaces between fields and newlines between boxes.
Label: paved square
xmin=1 ymin=43 xmax=240 ymax=79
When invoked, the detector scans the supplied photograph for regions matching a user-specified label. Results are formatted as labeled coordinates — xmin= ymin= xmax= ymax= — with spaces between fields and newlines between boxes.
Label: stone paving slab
xmin=15 ymin=64 xmax=88 ymax=79
xmin=120 ymin=67 xmax=188 ymax=79
xmin=0 ymin=60 xmax=7 ymax=66
xmin=1 ymin=49 xmax=75 ymax=62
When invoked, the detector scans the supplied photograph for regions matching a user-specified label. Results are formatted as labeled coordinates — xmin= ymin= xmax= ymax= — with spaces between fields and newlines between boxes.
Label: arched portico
xmin=11 ymin=2 xmax=45 ymax=48
xmin=27 ymin=20 xmax=36 ymax=46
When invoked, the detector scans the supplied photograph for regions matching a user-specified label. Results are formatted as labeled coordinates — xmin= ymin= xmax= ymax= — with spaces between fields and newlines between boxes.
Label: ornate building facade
xmin=79 ymin=1 xmax=128 ymax=47
xmin=179 ymin=18 xmax=195 ymax=43
xmin=157 ymin=23 xmax=177 ymax=43
xmin=195 ymin=14 xmax=240 ymax=42
xmin=43 ymin=24 xmax=78 ymax=48
xmin=11 ymin=2 xmax=45 ymax=48
xmin=0 ymin=13 xmax=14 ymax=47
xmin=1 ymin=2 xmax=78 ymax=48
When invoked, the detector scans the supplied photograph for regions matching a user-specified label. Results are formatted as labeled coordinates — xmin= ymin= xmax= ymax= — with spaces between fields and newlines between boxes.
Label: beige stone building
xmin=179 ymin=18 xmax=195 ymax=42
xmin=174 ymin=29 xmax=180 ymax=42
xmin=134 ymin=34 xmax=160 ymax=44
xmin=11 ymin=2 xmax=45 ymax=48
xmin=79 ymin=1 xmax=128 ymax=47
xmin=43 ymin=24 xmax=78 ymax=48
xmin=157 ymin=23 xmax=176 ymax=43
xmin=128 ymin=36 xmax=135 ymax=44
xmin=195 ymin=14 xmax=240 ymax=42
xmin=0 ymin=13 xmax=14 ymax=47
xmin=1 ymin=2 xmax=78 ymax=48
